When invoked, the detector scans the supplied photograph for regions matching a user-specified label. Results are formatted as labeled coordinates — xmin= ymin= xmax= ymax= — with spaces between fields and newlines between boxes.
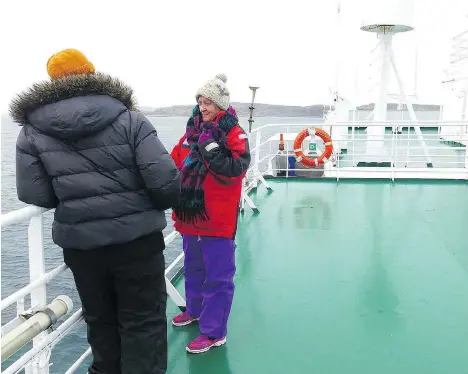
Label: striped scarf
xmin=174 ymin=105 xmax=238 ymax=223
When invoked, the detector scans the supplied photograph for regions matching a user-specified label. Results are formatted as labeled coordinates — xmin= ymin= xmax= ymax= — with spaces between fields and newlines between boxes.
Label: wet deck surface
xmin=166 ymin=179 xmax=468 ymax=374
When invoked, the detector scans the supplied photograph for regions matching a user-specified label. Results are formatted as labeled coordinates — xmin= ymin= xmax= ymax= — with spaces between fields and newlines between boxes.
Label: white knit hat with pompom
xmin=195 ymin=73 xmax=230 ymax=110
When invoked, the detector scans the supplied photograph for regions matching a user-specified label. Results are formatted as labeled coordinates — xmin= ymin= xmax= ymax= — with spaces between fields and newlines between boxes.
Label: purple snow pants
xmin=182 ymin=234 xmax=236 ymax=339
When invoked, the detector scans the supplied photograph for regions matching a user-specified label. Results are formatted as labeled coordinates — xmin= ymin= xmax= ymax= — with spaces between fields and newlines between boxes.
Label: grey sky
xmin=1 ymin=0 xmax=467 ymax=111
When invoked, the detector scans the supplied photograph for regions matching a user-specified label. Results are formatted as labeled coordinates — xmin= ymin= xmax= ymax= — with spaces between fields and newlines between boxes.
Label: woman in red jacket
xmin=171 ymin=74 xmax=250 ymax=354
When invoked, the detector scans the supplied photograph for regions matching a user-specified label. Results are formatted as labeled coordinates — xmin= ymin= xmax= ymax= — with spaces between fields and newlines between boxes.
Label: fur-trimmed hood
xmin=9 ymin=73 xmax=137 ymax=140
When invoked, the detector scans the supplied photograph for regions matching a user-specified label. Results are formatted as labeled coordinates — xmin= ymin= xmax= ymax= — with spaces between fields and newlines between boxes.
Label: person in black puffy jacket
xmin=9 ymin=48 xmax=180 ymax=374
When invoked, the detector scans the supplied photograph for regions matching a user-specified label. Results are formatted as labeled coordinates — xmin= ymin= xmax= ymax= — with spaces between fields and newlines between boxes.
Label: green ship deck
xmin=166 ymin=180 xmax=468 ymax=374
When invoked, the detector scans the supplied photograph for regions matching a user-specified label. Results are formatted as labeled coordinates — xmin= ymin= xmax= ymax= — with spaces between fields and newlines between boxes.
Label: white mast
xmin=360 ymin=0 xmax=432 ymax=166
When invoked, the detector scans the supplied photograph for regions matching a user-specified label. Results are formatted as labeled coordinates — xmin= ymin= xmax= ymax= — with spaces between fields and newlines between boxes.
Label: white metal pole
xmin=388 ymin=46 xmax=433 ymax=167
xmin=165 ymin=277 xmax=186 ymax=311
xmin=0 ymin=206 xmax=49 ymax=227
xmin=26 ymin=214 xmax=50 ymax=374
xmin=64 ymin=348 xmax=92 ymax=374
xmin=460 ymin=89 xmax=467 ymax=145
xmin=1 ymin=264 xmax=68 ymax=311
xmin=365 ymin=32 xmax=391 ymax=162
xmin=254 ymin=130 xmax=261 ymax=188
xmin=374 ymin=33 xmax=391 ymax=125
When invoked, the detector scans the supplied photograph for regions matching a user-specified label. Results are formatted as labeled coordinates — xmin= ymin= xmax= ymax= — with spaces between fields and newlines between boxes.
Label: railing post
xmin=391 ymin=127 xmax=396 ymax=182
xmin=240 ymin=179 xmax=246 ymax=212
xmin=406 ymin=123 xmax=411 ymax=168
xmin=254 ymin=130 xmax=261 ymax=188
xmin=266 ymin=140 xmax=274 ymax=176
xmin=465 ymin=140 xmax=468 ymax=172
xmin=267 ymin=154 xmax=273 ymax=176
xmin=25 ymin=214 xmax=50 ymax=374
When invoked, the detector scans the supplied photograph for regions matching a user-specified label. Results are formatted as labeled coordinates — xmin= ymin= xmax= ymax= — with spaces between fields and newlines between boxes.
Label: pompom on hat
xmin=195 ymin=73 xmax=230 ymax=110
xmin=46 ymin=48 xmax=95 ymax=80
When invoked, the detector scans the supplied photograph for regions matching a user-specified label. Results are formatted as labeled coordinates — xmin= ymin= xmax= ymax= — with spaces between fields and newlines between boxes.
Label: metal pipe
xmin=2 ymin=308 xmax=83 ymax=374
xmin=2 ymin=296 xmax=73 ymax=362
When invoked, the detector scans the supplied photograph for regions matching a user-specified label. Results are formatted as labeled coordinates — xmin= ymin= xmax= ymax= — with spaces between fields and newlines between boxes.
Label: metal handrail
xmin=64 ymin=348 xmax=92 ymax=374
xmin=243 ymin=121 xmax=468 ymax=189
xmin=1 ymin=264 xmax=68 ymax=311
xmin=1 ymin=206 xmax=49 ymax=227
xmin=1 ymin=206 xmax=184 ymax=373
xmin=249 ymin=120 xmax=468 ymax=134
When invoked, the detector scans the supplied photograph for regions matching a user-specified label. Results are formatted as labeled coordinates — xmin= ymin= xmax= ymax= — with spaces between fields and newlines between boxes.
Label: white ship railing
xmin=1 ymin=207 xmax=184 ymax=374
xmin=239 ymin=120 xmax=468 ymax=212
xmin=247 ymin=120 xmax=467 ymax=180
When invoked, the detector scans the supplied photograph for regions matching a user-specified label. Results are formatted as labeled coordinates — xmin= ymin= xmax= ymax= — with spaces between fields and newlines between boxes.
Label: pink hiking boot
xmin=186 ymin=335 xmax=227 ymax=354
xmin=172 ymin=311 xmax=199 ymax=327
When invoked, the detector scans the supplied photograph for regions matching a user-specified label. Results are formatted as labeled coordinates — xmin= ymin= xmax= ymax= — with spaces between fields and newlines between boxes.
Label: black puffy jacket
xmin=9 ymin=73 xmax=180 ymax=250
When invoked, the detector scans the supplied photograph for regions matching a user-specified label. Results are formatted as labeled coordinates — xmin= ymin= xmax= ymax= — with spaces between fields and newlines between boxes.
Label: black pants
xmin=63 ymin=232 xmax=167 ymax=374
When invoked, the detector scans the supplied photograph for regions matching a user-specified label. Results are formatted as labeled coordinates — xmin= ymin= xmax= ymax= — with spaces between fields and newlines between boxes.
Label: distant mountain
xmin=137 ymin=105 xmax=159 ymax=113
xmin=138 ymin=102 xmax=329 ymax=117
xmin=138 ymin=101 xmax=441 ymax=117
xmin=1 ymin=102 xmax=442 ymax=121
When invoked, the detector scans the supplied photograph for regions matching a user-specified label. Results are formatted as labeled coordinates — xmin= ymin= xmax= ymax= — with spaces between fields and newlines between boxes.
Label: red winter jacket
xmin=170 ymin=134 xmax=191 ymax=170
xmin=170 ymin=125 xmax=250 ymax=239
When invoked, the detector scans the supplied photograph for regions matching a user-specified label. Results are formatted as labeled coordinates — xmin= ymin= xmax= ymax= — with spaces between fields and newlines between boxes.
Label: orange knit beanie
xmin=46 ymin=49 xmax=95 ymax=80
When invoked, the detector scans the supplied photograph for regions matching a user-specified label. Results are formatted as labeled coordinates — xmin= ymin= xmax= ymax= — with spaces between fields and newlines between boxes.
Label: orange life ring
xmin=293 ymin=128 xmax=333 ymax=167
